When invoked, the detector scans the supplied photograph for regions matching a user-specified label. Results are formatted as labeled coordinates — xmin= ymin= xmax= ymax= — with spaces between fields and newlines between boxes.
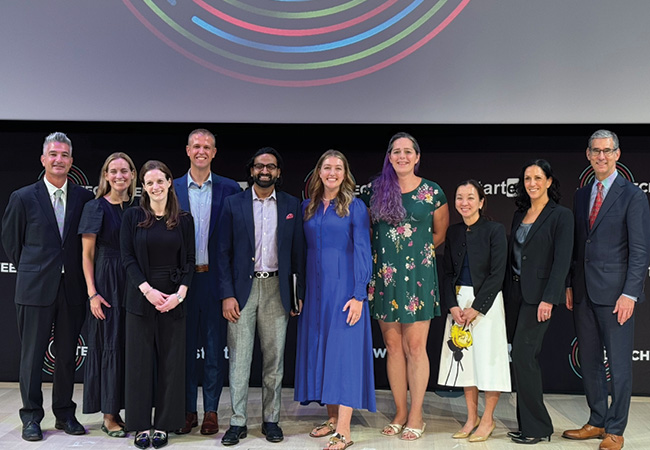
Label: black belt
xmin=254 ymin=271 xmax=278 ymax=279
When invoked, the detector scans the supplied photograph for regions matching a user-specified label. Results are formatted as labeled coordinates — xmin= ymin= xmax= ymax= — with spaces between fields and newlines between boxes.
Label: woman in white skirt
xmin=438 ymin=180 xmax=510 ymax=442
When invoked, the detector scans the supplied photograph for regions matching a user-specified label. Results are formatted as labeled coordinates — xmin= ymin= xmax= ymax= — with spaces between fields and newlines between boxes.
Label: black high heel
xmin=507 ymin=430 xmax=523 ymax=439
xmin=511 ymin=434 xmax=551 ymax=444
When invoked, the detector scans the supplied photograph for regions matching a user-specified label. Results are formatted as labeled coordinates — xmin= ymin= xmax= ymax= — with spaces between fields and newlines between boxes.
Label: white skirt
xmin=438 ymin=286 xmax=511 ymax=392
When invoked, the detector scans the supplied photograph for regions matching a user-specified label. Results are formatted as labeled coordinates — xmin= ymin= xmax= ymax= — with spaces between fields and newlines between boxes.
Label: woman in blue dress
xmin=79 ymin=152 xmax=136 ymax=437
xmin=294 ymin=150 xmax=375 ymax=450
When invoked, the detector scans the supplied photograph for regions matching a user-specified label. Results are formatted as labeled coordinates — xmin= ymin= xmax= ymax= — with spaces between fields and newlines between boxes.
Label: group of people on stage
xmin=2 ymin=128 xmax=647 ymax=450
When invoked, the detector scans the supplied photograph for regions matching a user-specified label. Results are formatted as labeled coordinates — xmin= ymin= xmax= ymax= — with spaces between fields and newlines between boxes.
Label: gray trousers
xmin=228 ymin=277 xmax=288 ymax=426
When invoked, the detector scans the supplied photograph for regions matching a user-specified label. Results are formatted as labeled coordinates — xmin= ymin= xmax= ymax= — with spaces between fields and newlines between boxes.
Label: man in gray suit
xmin=2 ymin=132 xmax=93 ymax=441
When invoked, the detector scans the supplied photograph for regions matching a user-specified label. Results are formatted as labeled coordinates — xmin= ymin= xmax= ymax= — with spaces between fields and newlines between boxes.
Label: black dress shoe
xmin=221 ymin=425 xmax=248 ymax=446
xmin=22 ymin=421 xmax=43 ymax=441
xmin=134 ymin=431 xmax=151 ymax=449
xmin=508 ymin=430 xmax=524 ymax=439
xmin=262 ymin=422 xmax=284 ymax=443
xmin=55 ymin=416 xmax=86 ymax=435
xmin=152 ymin=431 xmax=168 ymax=449
xmin=511 ymin=434 xmax=551 ymax=444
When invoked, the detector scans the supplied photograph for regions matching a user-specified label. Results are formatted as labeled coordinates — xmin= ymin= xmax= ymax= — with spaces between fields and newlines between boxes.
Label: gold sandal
xmin=327 ymin=432 xmax=354 ymax=449
xmin=309 ymin=420 xmax=335 ymax=438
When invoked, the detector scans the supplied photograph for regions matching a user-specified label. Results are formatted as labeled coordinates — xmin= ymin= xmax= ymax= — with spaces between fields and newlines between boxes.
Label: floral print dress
xmin=364 ymin=179 xmax=447 ymax=323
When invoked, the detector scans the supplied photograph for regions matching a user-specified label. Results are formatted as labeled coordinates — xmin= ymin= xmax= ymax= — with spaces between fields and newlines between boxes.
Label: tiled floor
xmin=1 ymin=383 xmax=649 ymax=449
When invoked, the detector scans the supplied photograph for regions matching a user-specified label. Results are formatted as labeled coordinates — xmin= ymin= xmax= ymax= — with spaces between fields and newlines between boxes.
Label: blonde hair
xmin=96 ymin=152 xmax=137 ymax=202
xmin=304 ymin=150 xmax=355 ymax=221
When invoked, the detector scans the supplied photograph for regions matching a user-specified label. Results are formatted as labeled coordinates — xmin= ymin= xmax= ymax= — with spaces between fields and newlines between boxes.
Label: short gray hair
xmin=43 ymin=132 xmax=72 ymax=155
xmin=588 ymin=129 xmax=619 ymax=150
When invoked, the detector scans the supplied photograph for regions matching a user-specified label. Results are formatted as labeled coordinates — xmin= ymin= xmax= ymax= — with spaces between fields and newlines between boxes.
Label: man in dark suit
xmin=564 ymin=129 xmax=650 ymax=450
xmin=216 ymin=147 xmax=305 ymax=446
xmin=173 ymin=129 xmax=240 ymax=436
xmin=2 ymin=132 xmax=93 ymax=441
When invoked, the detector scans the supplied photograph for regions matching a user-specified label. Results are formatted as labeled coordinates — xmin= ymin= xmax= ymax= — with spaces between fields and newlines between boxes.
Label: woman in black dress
xmin=121 ymin=160 xmax=195 ymax=449
xmin=79 ymin=152 xmax=136 ymax=437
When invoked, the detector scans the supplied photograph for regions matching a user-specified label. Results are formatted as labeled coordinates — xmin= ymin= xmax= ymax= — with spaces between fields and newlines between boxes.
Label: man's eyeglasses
xmin=589 ymin=148 xmax=618 ymax=157
xmin=253 ymin=163 xmax=278 ymax=171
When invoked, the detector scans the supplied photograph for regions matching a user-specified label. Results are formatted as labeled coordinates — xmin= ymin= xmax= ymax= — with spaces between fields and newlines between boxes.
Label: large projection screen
xmin=1 ymin=0 xmax=649 ymax=124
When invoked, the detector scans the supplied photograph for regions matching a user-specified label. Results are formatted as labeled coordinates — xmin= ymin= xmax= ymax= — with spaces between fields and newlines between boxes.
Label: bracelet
xmin=143 ymin=287 xmax=153 ymax=296
xmin=176 ymin=292 xmax=184 ymax=303
xmin=88 ymin=293 xmax=99 ymax=301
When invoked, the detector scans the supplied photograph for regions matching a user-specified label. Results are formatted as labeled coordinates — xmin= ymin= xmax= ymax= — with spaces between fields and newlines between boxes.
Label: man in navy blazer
xmin=2 ymin=132 xmax=93 ymax=441
xmin=173 ymin=129 xmax=241 ymax=436
xmin=216 ymin=147 xmax=305 ymax=446
xmin=564 ymin=130 xmax=650 ymax=450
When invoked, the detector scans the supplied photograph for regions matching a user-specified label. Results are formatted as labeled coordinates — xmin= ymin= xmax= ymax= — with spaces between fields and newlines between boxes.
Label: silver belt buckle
xmin=256 ymin=271 xmax=270 ymax=279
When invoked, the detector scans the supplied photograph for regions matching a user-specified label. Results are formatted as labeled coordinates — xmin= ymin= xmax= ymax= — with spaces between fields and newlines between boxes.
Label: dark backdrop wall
xmin=1 ymin=121 xmax=649 ymax=396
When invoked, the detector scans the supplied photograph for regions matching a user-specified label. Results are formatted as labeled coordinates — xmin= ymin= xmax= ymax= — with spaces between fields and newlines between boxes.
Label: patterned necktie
xmin=588 ymin=182 xmax=603 ymax=229
xmin=53 ymin=189 xmax=64 ymax=237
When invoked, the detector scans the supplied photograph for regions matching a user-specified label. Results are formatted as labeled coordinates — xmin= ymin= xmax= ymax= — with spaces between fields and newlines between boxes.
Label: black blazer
xmin=441 ymin=216 xmax=507 ymax=315
xmin=120 ymin=207 xmax=195 ymax=317
xmin=2 ymin=180 xmax=93 ymax=306
xmin=505 ymin=200 xmax=574 ymax=306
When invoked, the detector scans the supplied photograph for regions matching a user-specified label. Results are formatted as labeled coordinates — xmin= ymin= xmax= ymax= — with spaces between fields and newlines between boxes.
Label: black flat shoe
xmin=152 ymin=431 xmax=168 ymax=449
xmin=507 ymin=430 xmax=523 ymax=439
xmin=511 ymin=434 xmax=551 ymax=444
xmin=101 ymin=423 xmax=126 ymax=438
xmin=221 ymin=425 xmax=248 ymax=446
xmin=22 ymin=421 xmax=43 ymax=441
xmin=55 ymin=416 xmax=86 ymax=435
xmin=134 ymin=431 xmax=151 ymax=449
xmin=262 ymin=422 xmax=284 ymax=443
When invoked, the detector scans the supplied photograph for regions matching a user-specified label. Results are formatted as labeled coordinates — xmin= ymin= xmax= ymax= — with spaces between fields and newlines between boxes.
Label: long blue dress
xmin=294 ymin=197 xmax=376 ymax=411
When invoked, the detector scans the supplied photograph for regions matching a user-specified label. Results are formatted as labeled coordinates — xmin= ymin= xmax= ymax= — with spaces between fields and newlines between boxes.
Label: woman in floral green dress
xmin=365 ymin=132 xmax=448 ymax=441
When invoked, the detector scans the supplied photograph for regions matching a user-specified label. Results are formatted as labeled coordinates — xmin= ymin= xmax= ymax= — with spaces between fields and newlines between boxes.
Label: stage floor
xmin=1 ymin=383 xmax=648 ymax=449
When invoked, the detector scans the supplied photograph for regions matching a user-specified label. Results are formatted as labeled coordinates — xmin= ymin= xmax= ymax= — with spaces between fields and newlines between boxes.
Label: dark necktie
xmin=588 ymin=182 xmax=603 ymax=229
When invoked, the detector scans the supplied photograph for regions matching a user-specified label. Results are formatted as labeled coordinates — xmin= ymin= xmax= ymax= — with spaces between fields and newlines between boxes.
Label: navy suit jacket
xmin=216 ymin=188 xmax=305 ymax=312
xmin=571 ymin=175 xmax=650 ymax=305
xmin=173 ymin=172 xmax=241 ymax=273
xmin=2 ymin=179 xmax=93 ymax=306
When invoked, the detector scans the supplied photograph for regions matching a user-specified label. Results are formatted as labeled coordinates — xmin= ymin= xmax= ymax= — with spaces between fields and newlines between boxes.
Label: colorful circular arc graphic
xmin=578 ymin=162 xmax=634 ymax=188
xmin=123 ymin=0 xmax=471 ymax=86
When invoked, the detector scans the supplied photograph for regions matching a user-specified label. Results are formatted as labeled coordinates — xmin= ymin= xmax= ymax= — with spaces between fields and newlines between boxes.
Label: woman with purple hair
xmin=363 ymin=132 xmax=449 ymax=441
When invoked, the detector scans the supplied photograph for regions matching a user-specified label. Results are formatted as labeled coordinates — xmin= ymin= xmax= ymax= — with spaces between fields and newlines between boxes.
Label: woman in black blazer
xmin=438 ymin=180 xmax=510 ymax=442
xmin=505 ymin=160 xmax=573 ymax=444
xmin=121 ymin=160 xmax=195 ymax=449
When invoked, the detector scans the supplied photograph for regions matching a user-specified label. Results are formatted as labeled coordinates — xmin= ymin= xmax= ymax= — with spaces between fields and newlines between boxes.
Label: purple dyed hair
xmin=369 ymin=132 xmax=421 ymax=226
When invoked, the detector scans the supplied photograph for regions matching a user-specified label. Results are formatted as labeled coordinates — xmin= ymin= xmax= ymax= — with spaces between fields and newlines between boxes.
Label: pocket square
xmin=286 ymin=213 xmax=294 ymax=220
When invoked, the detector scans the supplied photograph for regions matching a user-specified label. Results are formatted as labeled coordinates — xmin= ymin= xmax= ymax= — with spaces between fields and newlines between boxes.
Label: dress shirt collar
xmin=43 ymin=176 xmax=68 ymax=198
xmin=187 ymin=170 xmax=212 ymax=188
xmin=252 ymin=187 xmax=277 ymax=202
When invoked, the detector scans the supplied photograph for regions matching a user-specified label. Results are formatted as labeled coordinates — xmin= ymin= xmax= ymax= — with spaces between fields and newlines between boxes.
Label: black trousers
xmin=511 ymin=282 xmax=553 ymax=438
xmin=125 ymin=307 xmax=186 ymax=432
xmin=15 ymin=276 xmax=85 ymax=424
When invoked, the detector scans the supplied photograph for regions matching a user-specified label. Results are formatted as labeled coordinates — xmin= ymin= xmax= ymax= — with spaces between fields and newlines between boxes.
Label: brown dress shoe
xmin=200 ymin=411 xmax=219 ymax=435
xmin=562 ymin=424 xmax=606 ymax=440
xmin=174 ymin=412 xmax=198 ymax=435
xmin=599 ymin=434 xmax=624 ymax=450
